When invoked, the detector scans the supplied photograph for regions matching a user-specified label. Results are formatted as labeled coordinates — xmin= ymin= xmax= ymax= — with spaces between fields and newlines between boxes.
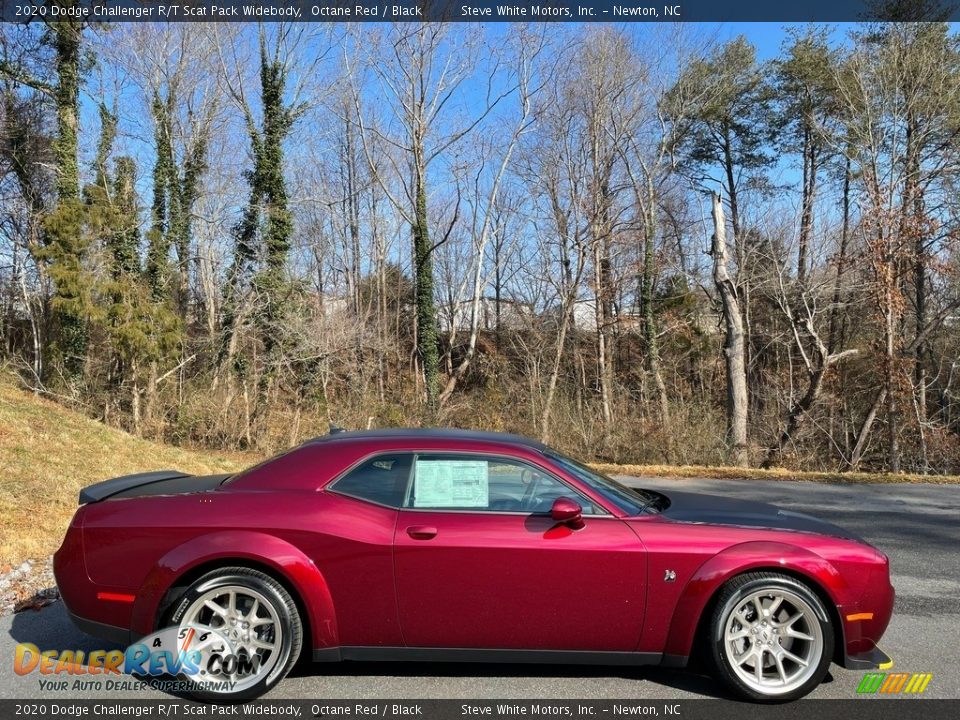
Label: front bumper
xmin=842 ymin=644 xmax=893 ymax=670
xmin=838 ymin=554 xmax=895 ymax=669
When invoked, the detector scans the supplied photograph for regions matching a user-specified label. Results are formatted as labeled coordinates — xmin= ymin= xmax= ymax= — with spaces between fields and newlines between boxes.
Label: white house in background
xmin=572 ymin=298 xmax=598 ymax=331
xmin=307 ymin=293 xmax=353 ymax=319
xmin=570 ymin=296 xmax=721 ymax=337
xmin=570 ymin=298 xmax=642 ymax=333
xmin=438 ymin=296 xmax=534 ymax=332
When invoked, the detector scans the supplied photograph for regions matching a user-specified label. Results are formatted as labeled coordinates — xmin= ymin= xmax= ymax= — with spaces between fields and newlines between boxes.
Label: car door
xmin=312 ymin=453 xmax=412 ymax=648
xmin=393 ymin=453 xmax=647 ymax=651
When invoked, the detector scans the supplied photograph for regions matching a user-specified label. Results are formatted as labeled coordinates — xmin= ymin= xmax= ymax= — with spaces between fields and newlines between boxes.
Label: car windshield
xmin=546 ymin=451 xmax=662 ymax=516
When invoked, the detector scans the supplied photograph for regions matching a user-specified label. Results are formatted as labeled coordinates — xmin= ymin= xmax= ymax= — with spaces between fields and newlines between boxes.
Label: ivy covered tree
xmin=220 ymin=28 xmax=303 ymax=443
xmin=146 ymin=88 xmax=210 ymax=317
xmin=146 ymin=90 xmax=175 ymax=303
xmin=0 ymin=4 xmax=90 ymax=383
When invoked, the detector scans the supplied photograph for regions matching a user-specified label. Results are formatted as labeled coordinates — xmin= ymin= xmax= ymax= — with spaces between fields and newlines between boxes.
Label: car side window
xmin=329 ymin=454 xmax=412 ymax=508
xmin=404 ymin=454 xmax=603 ymax=515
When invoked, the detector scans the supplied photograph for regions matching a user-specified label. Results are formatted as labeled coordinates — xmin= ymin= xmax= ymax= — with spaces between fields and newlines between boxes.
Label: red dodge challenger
xmin=54 ymin=429 xmax=894 ymax=702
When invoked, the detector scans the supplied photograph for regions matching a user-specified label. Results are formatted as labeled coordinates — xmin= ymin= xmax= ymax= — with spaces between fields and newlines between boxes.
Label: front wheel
xmin=165 ymin=566 xmax=303 ymax=702
xmin=709 ymin=572 xmax=834 ymax=702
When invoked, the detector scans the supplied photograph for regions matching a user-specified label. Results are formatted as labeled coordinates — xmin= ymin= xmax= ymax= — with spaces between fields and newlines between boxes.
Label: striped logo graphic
xmin=857 ymin=672 xmax=933 ymax=695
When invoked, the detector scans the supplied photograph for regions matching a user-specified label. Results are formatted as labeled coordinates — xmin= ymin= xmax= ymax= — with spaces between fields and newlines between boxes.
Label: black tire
xmin=708 ymin=572 xmax=834 ymax=702
xmin=165 ymin=566 xmax=303 ymax=702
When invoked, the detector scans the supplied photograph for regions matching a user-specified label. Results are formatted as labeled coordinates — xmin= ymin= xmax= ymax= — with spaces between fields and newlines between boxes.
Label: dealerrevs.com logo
xmin=13 ymin=626 xmax=261 ymax=693
xmin=857 ymin=672 xmax=934 ymax=695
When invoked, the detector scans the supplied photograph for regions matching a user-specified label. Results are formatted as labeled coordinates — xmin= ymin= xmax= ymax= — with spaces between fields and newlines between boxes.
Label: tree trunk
xmin=828 ymin=156 xmax=852 ymax=355
xmin=51 ymin=17 xmax=87 ymax=382
xmin=850 ymin=388 xmax=888 ymax=470
xmin=541 ymin=299 xmax=573 ymax=446
xmin=52 ymin=19 xmax=81 ymax=202
xmin=641 ymin=189 xmax=669 ymax=424
xmin=131 ymin=361 xmax=142 ymax=436
xmin=910 ymin=134 xmax=928 ymax=470
xmin=722 ymin=131 xmax=741 ymax=263
xmin=798 ymin=127 xmax=817 ymax=286
xmin=887 ymin=310 xmax=900 ymax=473
xmin=711 ymin=192 xmax=749 ymax=466
xmin=593 ymin=239 xmax=613 ymax=435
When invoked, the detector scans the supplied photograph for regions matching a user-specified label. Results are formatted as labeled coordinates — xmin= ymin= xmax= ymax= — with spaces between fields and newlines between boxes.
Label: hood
xmin=658 ymin=489 xmax=864 ymax=542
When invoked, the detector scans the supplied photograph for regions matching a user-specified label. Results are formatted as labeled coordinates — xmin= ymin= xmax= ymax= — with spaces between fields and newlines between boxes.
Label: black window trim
xmin=325 ymin=449 xmax=613 ymax=517
xmin=402 ymin=450 xmax=612 ymax=517
xmin=325 ymin=452 xmax=415 ymax=510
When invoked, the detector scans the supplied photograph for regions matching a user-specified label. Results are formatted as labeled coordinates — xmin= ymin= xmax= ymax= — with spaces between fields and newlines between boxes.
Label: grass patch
xmin=591 ymin=463 xmax=960 ymax=485
xmin=0 ymin=378 xmax=256 ymax=568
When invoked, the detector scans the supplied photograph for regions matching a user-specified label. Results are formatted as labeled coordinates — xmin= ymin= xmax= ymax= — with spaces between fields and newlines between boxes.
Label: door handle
xmin=406 ymin=525 xmax=438 ymax=540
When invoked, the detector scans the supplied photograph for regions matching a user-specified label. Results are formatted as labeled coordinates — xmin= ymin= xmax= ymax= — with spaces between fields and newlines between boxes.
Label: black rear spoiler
xmin=79 ymin=470 xmax=230 ymax=504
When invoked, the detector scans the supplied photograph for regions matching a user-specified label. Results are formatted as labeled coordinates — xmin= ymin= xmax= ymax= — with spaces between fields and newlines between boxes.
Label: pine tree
xmin=667 ymin=37 xmax=775 ymax=257
xmin=774 ymin=28 xmax=841 ymax=284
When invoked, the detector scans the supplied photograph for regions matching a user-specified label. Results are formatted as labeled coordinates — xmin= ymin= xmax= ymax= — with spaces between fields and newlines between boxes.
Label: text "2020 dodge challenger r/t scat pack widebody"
xmin=54 ymin=429 xmax=894 ymax=702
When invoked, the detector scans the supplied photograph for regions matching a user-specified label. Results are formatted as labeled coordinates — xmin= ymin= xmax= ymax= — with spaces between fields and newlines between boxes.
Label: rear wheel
xmin=165 ymin=566 xmax=302 ymax=701
xmin=709 ymin=572 xmax=833 ymax=701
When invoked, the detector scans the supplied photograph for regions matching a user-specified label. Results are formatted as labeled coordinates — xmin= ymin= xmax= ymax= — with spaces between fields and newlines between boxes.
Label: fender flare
xmin=661 ymin=541 xmax=850 ymax=660
xmin=128 ymin=530 xmax=338 ymax=651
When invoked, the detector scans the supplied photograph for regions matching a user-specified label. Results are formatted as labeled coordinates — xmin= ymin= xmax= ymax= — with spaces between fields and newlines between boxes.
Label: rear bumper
xmin=66 ymin=610 xmax=130 ymax=647
xmin=54 ymin=516 xmax=136 ymax=643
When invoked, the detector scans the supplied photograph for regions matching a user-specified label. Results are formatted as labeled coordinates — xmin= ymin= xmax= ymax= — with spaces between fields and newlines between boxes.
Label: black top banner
xmin=2 ymin=0 xmax=960 ymax=23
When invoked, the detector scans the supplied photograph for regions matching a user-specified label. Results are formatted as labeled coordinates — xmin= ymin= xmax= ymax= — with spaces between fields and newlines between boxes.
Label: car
xmin=54 ymin=429 xmax=894 ymax=702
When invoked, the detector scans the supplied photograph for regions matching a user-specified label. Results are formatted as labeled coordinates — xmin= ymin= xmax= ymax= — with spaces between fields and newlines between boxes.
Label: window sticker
xmin=414 ymin=459 xmax=489 ymax=508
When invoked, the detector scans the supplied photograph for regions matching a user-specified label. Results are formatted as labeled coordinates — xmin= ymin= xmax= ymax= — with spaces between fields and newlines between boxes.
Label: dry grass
xmin=0 ymin=377 xmax=257 ymax=568
xmin=592 ymin=463 xmax=960 ymax=485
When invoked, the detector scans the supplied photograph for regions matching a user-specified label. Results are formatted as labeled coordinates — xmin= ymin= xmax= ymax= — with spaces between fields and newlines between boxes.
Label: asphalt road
xmin=1 ymin=477 xmax=958 ymax=701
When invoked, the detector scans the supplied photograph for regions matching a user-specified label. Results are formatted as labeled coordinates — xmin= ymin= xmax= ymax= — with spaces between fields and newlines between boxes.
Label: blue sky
xmin=75 ymin=21 xmax=955 ymax=258
xmin=720 ymin=22 xmax=872 ymax=53
xmin=714 ymin=22 xmax=835 ymax=58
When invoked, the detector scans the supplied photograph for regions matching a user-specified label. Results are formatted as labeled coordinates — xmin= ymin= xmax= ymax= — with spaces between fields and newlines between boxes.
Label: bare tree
xmin=711 ymin=192 xmax=749 ymax=465
xmin=437 ymin=27 xmax=545 ymax=408
xmin=345 ymin=24 xmax=510 ymax=416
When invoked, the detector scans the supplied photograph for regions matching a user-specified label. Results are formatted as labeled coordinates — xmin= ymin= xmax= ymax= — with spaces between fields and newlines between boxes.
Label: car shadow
xmin=288 ymin=659 xmax=734 ymax=699
xmin=8 ymin=601 xmax=733 ymax=700
xmin=8 ymin=600 xmax=123 ymax=655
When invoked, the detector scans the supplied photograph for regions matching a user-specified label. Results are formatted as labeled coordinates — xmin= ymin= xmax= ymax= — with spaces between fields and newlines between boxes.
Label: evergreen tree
xmin=774 ymin=27 xmax=842 ymax=284
xmin=86 ymin=107 xmax=179 ymax=430
xmin=667 ymin=37 xmax=775 ymax=255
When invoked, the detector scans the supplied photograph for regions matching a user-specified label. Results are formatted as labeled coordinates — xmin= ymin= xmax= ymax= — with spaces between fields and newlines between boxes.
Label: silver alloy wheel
xmin=722 ymin=587 xmax=824 ymax=696
xmin=179 ymin=584 xmax=284 ymax=693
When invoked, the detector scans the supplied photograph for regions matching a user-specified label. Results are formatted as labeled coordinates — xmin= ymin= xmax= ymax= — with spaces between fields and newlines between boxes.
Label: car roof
xmin=302 ymin=428 xmax=546 ymax=452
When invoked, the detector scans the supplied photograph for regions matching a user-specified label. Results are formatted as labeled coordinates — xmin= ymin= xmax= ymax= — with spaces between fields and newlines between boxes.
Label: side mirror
xmin=550 ymin=496 xmax=584 ymax=529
